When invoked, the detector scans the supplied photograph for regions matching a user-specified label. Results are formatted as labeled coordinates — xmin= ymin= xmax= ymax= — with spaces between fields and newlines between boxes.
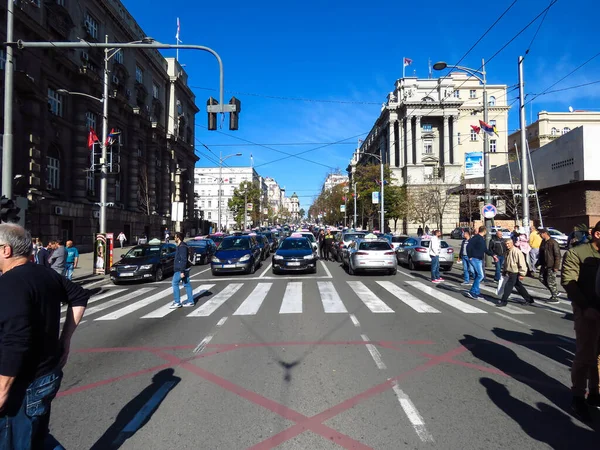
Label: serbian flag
xmin=470 ymin=125 xmax=481 ymax=134
xmin=88 ymin=127 xmax=99 ymax=150
xmin=479 ymin=120 xmax=499 ymax=137
xmin=105 ymin=128 xmax=121 ymax=146
xmin=403 ymin=57 xmax=413 ymax=67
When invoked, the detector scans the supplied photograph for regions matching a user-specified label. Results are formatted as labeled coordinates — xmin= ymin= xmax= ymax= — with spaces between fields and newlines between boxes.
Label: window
xmin=84 ymin=13 xmax=99 ymax=39
xmin=471 ymin=110 xmax=478 ymax=116
xmin=207 ymin=212 xmax=212 ymax=219
xmin=457 ymin=132 xmax=461 ymax=145
xmin=86 ymin=170 xmax=94 ymax=193
xmin=115 ymin=179 xmax=121 ymax=202
xmin=551 ymin=127 xmax=558 ymax=136
xmin=423 ymin=139 xmax=433 ymax=154
xmin=46 ymin=156 xmax=60 ymax=190
xmin=201 ymin=200 xmax=205 ymax=208
xmin=201 ymin=178 xmax=205 ymax=183
xmin=114 ymin=50 xmax=124 ymax=64
xmin=137 ymin=140 xmax=144 ymax=158
xmin=562 ymin=127 xmax=571 ymax=135
xmin=229 ymin=177 xmax=236 ymax=184
xmin=152 ymin=82 xmax=159 ymax=99
xmin=422 ymin=124 xmax=432 ymax=131
xmin=56 ymin=0 xmax=65 ymax=7
xmin=490 ymin=120 xmax=496 ymax=127
xmin=488 ymin=96 xmax=496 ymax=106
xmin=469 ymin=90 xmax=476 ymax=99
xmin=208 ymin=200 xmax=212 ymax=208
xmin=135 ymin=65 xmax=144 ymax=83
xmin=470 ymin=129 xmax=478 ymax=141
xmin=47 ymin=88 xmax=63 ymax=117
xmin=85 ymin=111 xmax=97 ymax=131
xmin=490 ymin=139 xmax=497 ymax=153
xmin=453 ymin=90 xmax=460 ymax=98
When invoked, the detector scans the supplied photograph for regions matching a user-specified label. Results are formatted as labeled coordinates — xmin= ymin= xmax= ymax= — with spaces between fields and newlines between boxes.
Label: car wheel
xmin=311 ymin=266 xmax=317 ymax=274
xmin=200 ymin=256 xmax=206 ymax=265
xmin=154 ymin=266 xmax=164 ymax=282
xmin=390 ymin=268 xmax=397 ymax=275
xmin=247 ymin=260 xmax=256 ymax=275
xmin=408 ymin=257 xmax=416 ymax=271
xmin=112 ymin=279 xmax=120 ymax=285
xmin=272 ymin=268 xmax=280 ymax=275
xmin=211 ymin=269 xmax=219 ymax=276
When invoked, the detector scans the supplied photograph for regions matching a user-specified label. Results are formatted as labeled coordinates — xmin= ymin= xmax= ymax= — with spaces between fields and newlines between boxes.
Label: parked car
xmin=187 ymin=237 xmax=217 ymax=265
xmin=272 ymin=235 xmax=317 ymax=274
xmin=110 ymin=243 xmax=176 ymax=284
xmin=343 ymin=234 xmax=397 ymax=275
xmin=396 ymin=237 xmax=454 ymax=271
xmin=209 ymin=233 xmax=227 ymax=249
xmin=547 ymin=228 xmax=569 ymax=248
xmin=450 ymin=227 xmax=473 ymax=239
xmin=260 ymin=232 xmax=278 ymax=253
xmin=331 ymin=231 xmax=366 ymax=262
xmin=254 ymin=233 xmax=271 ymax=260
xmin=297 ymin=231 xmax=319 ymax=253
xmin=211 ymin=235 xmax=262 ymax=275
xmin=491 ymin=227 xmax=512 ymax=239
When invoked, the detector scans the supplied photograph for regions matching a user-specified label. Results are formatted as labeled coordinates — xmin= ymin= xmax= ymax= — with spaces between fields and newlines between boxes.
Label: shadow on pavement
xmin=90 ymin=368 xmax=180 ymax=450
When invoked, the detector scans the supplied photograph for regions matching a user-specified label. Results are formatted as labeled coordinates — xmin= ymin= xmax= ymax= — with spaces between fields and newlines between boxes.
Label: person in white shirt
xmin=429 ymin=230 xmax=443 ymax=283
xmin=117 ymin=232 xmax=127 ymax=249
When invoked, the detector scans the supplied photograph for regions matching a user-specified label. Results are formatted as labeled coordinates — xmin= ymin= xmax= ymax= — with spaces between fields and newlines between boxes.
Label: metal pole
xmin=353 ymin=182 xmax=357 ymax=229
xmin=99 ymin=35 xmax=110 ymax=233
xmin=518 ymin=56 xmax=530 ymax=231
xmin=218 ymin=152 xmax=222 ymax=232
xmin=525 ymin=140 xmax=543 ymax=228
xmin=2 ymin=0 xmax=15 ymax=199
xmin=482 ymin=58 xmax=492 ymax=265
xmin=243 ymin=190 xmax=247 ymax=231
xmin=380 ymin=153 xmax=385 ymax=233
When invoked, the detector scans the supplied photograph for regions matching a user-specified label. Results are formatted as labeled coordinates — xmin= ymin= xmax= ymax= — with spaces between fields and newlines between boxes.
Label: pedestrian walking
xmin=417 ymin=226 xmax=423 ymax=237
xmin=537 ymin=228 xmax=561 ymax=303
xmin=318 ymin=230 xmax=325 ymax=259
xmin=117 ymin=231 xmax=127 ymax=249
xmin=164 ymin=228 xmax=170 ymax=243
xmin=0 ymin=223 xmax=89 ymax=449
xmin=169 ymin=232 xmax=194 ymax=309
xmin=64 ymin=240 xmax=79 ymax=281
xmin=323 ymin=229 xmax=334 ymax=261
xmin=528 ymin=224 xmax=542 ymax=276
xmin=465 ymin=226 xmax=498 ymax=300
xmin=429 ymin=230 xmax=443 ymax=283
xmin=489 ymin=229 xmax=507 ymax=282
xmin=34 ymin=239 xmax=51 ymax=268
xmin=459 ymin=230 xmax=474 ymax=285
xmin=496 ymin=238 xmax=534 ymax=307
xmin=48 ymin=240 xmax=66 ymax=276
xmin=561 ymin=221 xmax=600 ymax=423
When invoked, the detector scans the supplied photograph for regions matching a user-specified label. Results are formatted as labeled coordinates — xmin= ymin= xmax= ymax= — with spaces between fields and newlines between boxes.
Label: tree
xmin=385 ymin=185 xmax=408 ymax=232
xmin=138 ymin=163 xmax=152 ymax=215
xmin=228 ymin=181 xmax=261 ymax=228
xmin=407 ymin=188 xmax=434 ymax=230
xmin=298 ymin=208 xmax=305 ymax=220
xmin=427 ymin=180 xmax=456 ymax=234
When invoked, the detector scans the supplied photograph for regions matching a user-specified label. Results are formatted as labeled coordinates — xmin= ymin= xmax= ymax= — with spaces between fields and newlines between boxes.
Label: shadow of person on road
xmin=90 ymin=368 xmax=180 ymax=450
xmin=480 ymin=378 xmax=597 ymax=448
xmin=492 ymin=328 xmax=575 ymax=369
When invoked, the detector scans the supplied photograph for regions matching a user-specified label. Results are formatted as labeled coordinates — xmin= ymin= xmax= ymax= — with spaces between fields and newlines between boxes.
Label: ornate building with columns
xmin=350 ymin=73 xmax=509 ymax=234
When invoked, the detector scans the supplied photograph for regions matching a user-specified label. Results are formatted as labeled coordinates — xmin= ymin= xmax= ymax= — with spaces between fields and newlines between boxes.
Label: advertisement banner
xmin=106 ymin=233 xmax=114 ymax=269
xmin=464 ymin=152 xmax=483 ymax=179
xmin=94 ymin=233 xmax=107 ymax=275
xmin=372 ymin=191 xmax=379 ymax=204
xmin=340 ymin=204 xmax=346 ymax=212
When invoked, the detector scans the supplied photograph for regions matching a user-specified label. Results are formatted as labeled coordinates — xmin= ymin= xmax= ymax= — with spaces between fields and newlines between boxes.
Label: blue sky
xmin=124 ymin=0 xmax=599 ymax=210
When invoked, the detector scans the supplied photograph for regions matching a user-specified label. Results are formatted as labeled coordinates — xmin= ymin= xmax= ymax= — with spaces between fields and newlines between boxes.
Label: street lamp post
xmin=434 ymin=59 xmax=492 ymax=262
xmin=218 ymin=152 xmax=242 ymax=231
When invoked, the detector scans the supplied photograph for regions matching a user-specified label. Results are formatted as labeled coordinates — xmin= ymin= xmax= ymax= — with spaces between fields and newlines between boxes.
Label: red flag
xmin=88 ymin=127 xmax=99 ymax=150
xmin=470 ymin=125 xmax=481 ymax=134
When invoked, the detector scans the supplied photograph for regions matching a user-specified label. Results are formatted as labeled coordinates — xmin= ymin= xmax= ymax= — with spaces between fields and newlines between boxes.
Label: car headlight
xmin=211 ymin=256 xmax=221 ymax=263
xmin=239 ymin=254 xmax=251 ymax=262
xmin=274 ymin=255 xmax=283 ymax=260
xmin=303 ymin=255 xmax=314 ymax=260
xmin=139 ymin=264 xmax=154 ymax=270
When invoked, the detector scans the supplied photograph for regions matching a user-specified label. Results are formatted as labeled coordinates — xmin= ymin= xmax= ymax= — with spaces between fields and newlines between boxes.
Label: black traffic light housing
xmin=0 ymin=196 xmax=21 ymax=223
xmin=229 ymin=96 xmax=241 ymax=131
xmin=207 ymin=97 xmax=218 ymax=131
xmin=207 ymin=96 xmax=242 ymax=131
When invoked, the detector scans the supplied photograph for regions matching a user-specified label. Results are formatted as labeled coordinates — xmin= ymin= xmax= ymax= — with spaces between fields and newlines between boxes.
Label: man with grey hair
xmin=0 ymin=223 xmax=89 ymax=448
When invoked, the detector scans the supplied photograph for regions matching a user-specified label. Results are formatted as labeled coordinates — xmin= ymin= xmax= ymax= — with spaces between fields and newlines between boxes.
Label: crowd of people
xmin=30 ymin=239 xmax=80 ymax=281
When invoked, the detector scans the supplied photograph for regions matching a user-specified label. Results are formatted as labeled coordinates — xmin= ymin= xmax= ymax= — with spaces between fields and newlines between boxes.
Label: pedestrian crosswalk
xmin=70 ymin=277 xmax=571 ymax=325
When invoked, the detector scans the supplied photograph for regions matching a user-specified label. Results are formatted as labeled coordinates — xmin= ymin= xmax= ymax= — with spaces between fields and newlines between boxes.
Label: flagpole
xmin=402 ymin=57 xmax=405 ymax=79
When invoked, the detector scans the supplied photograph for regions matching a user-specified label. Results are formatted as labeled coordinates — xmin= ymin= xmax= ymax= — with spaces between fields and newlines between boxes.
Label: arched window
xmin=551 ymin=127 xmax=558 ymax=136
xmin=488 ymin=96 xmax=496 ymax=107
xmin=46 ymin=143 xmax=61 ymax=190
xmin=562 ymin=127 xmax=571 ymax=135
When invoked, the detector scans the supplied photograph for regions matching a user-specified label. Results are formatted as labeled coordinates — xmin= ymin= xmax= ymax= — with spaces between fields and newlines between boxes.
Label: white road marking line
xmin=203 ymin=276 xmax=332 ymax=282
xmin=233 ymin=283 xmax=272 ymax=315
xmin=141 ymin=284 xmax=215 ymax=319
xmin=70 ymin=288 xmax=154 ymax=322
xmin=113 ymin=380 xmax=177 ymax=446
xmin=407 ymin=282 xmax=487 ymax=314
xmin=61 ymin=289 xmax=126 ymax=313
xmin=398 ymin=269 xmax=415 ymax=279
xmin=193 ymin=335 xmax=213 ymax=354
xmin=216 ymin=317 xmax=228 ymax=327
xmin=187 ymin=284 xmax=243 ymax=317
xmin=258 ymin=263 xmax=272 ymax=278
xmin=191 ymin=267 xmax=212 ymax=278
xmin=494 ymin=312 xmax=529 ymax=326
xmin=534 ymin=302 xmax=572 ymax=314
xmin=94 ymin=286 xmax=174 ymax=321
xmin=349 ymin=314 xmax=360 ymax=327
xmin=280 ymin=282 xmax=303 ymax=314
xmin=80 ymin=279 xmax=109 ymax=289
xmin=557 ymin=335 xmax=575 ymax=344
xmin=347 ymin=281 xmax=394 ymax=313
xmin=391 ymin=381 xmax=434 ymax=443
xmin=361 ymin=334 xmax=386 ymax=370
xmin=478 ymin=287 xmax=535 ymax=314
xmin=377 ymin=281 xmax=441 ymax=313
xmin=320 ymin=260 xmax=333 ymax=278
xmin=318 ymin=281 xmax=348 ymax=313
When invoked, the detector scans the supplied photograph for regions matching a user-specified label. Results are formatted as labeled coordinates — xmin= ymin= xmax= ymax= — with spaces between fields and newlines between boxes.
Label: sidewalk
xmin=72 ymin=244 xmax=137 ymax=282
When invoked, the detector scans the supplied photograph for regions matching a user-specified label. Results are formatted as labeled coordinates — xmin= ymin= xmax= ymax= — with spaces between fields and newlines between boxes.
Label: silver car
xmin=396 ymin=237 xmax=454 ymax=271
xmin=332 ymin=232 xmax=366 ymax=262
xmin=547 ymin=228 xmax=568 ymax=248
xmin=344 ymin=237 xmax=397 ymax=275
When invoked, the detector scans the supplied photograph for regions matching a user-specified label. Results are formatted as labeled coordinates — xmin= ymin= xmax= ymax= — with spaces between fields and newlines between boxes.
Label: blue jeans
xmin=469 ymin=258 xmax=484 ymax=296
xmin=64 ymin=263 xmax=74 ymax=280
xmin=494 ymin=255 xmax=505 ymax=282
xmin=0 ymin=368 xmax=64 ymax=450
xmin=430 ymin=256 xmax=440 ymax=280
xmin=462 ymin=256 xmax=474 ymax=282
xmin=172 ymin=269 xmax=193 ymax=305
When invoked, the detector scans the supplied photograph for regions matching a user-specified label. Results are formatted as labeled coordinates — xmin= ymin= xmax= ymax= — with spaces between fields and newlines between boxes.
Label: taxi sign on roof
xmin=194 ymin=236 xmax=206 ymax=240
xmin=291 ymin=233 xmax=303 ymax=238
xmin=364 ymin=233 xmax=378 ymax=240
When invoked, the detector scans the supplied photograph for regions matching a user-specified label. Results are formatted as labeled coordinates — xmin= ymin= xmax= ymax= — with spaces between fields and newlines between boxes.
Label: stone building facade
xmin=0 ymin=0 xmax=198 ymax=250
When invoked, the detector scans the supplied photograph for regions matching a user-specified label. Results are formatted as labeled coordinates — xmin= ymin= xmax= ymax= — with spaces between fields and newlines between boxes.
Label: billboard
xmin=464 ymin=152 xmax=483 ymax=179
xmin=372 ymin=191 xmax=379 ymax=204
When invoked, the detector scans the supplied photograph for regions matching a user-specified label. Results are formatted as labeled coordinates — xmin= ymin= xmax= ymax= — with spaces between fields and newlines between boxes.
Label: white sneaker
xmin=169 ymin=303 xmax=182 ymax=309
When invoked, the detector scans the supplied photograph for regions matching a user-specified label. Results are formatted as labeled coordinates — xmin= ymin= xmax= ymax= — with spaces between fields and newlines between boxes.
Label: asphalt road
xmin=50 ymin=257 xmax=597 ymax=449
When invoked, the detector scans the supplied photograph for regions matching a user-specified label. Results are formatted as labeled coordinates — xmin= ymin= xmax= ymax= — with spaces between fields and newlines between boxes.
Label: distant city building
xmin=323 ymin=173 xmax=348 ymax=192
xmin=290 ymin=192 xmax=300 ymax=222
xmin=264 ymin=177 xmax=284 ymax=216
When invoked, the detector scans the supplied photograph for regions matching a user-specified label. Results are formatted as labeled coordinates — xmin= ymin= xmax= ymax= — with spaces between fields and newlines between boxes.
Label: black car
xmin=259 ymin=232 xmax=278 ymax=253
xmin=272 ymin=236 xmax=317 ymax=274
xmin=110 ymin=243 xmax=176 ymax=284
xmin=187 ymin=238 xmax=217 ymax=265
xmin=211 ymin=235 xmax=262 ymax=275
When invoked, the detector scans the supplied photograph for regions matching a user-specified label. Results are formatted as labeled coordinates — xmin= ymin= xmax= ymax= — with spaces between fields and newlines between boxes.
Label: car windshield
xmin=280 ymin=239 xmax=311 ymax=250
xmin=219 ymin=238 xmax=250 ymax=250
xmin=358 ymin=241 xmax=391 ymax=251
xmin=300 ymin=233 xmax=316 ymax=242
xmin=548 ymin=229 xmax=563 ymax=236
xmin=420 ymin=240 xmax=449 ymax=248
xmin=392 ymin=236 xmax=408 ymax=243
xmin=124 ymin=246 xmax=161 ymax=258
xmin=188 ymin=240 xmax=208 ymax=247
xmin=344 ymin=233 xmax=365 ymax=242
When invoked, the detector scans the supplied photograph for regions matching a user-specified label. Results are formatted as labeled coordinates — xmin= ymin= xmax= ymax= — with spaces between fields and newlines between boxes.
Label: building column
xmin=452 ymin=115 xmax=459 ymax=165
xmin=395 ymin=120 xmax=402 ymax=167
xmin=415 ymin=116 xmax=422 ymax=164
xmin=406 ymin=117 xmax=413 ymax=165
xmin=443 ymin=115 xmax=450 ymax=165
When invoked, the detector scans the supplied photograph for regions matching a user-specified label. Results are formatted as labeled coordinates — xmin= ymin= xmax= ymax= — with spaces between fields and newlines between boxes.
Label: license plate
xmin=287 ymin=262 xmax=301 ymax=266
xmin=119 ymin=272 xmax=134 ymax=277
xmin=222 ymin=264 xmax=235 ymax=268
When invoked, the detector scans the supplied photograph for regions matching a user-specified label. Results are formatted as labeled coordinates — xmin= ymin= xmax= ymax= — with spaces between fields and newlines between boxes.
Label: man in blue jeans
xmin=489 ymin=230 xmax=507 ymax=282
xmin=465 ymin=226 xmax=498 ymax=300
xmin=170 ymin=232 xmax=195 ymax=309
xmin=64 ymin=240 xmax=79 ymax=280
xmin=429 ymin=230 xmax=443 ymax=283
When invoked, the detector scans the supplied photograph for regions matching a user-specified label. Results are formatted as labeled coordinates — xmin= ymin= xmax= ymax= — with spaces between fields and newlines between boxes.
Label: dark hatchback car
xmin=110 ymin=243 xmax=176 ymax=284
xmin=272 ymin=236 xmax=317 ymax=274
xmin=260 ymin=232 xmax=278 ymax=253
xmin=211 ymin=235 xmax=262 ymax=275
xmin=187 ymin=238 xmax=217 ymax=265
xmin=254 ymin=234 xmax=271 ymax=260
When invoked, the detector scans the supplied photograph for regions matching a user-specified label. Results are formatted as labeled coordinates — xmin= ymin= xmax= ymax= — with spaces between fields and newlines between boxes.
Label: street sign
xmin=482 ymin=203 xmax=497 ymax=219
xmin=340 ymin=205 xmax=346 ymax=212
xmin=372 ymin=191 xmax=379 ymax=204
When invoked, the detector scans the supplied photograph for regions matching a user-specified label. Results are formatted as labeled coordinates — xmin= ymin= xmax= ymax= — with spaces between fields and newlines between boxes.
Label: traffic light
xmin=0 ymin=196 xmax=21 ymax=223
xmin=207 ymin=97 xmax=218 ymax=131
xmin=229 ymin=96 xmax=241 ymax=131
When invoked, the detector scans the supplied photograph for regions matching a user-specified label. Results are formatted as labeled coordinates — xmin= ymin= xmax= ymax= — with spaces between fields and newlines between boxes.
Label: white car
xmin=547 ymin=228 xmax=568 ymax=248
xmin=345 ymin=234 xmax=397 ymax=275
xmin=297 ymin=231 xmax=318 ymax=253
xmin=491 ymin=227 xmax=512 ymax=239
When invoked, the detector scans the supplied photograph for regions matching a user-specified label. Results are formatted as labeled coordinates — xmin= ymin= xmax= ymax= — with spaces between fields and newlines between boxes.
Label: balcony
xmin=44 ymin=1 xmax=75 ymax=39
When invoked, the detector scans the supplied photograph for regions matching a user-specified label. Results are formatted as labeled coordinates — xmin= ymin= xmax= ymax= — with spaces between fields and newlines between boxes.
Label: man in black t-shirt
xmin=0 ymin=223 xmax=89 ymax=449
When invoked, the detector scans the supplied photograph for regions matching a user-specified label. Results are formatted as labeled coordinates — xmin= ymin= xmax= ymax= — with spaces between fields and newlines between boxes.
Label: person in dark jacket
xmin=537 ymin=228 xmax=561 ymax=303
xmin=34 ymin=239 xmax=51 ymax=268
xmin=465 ymin=226 xmax=497 ymax=300
xmin=489 ymin=230 xmax=508 ymax=282
xmin=458 ymin=230 xmax=474 ymax=285
xmin=318 ymin=230 xmax=325 ymax=259
xmin=169 ymin=232 xmax=194 ymax=309
xmin=323 ymin=229 xmax=334 ymax=261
